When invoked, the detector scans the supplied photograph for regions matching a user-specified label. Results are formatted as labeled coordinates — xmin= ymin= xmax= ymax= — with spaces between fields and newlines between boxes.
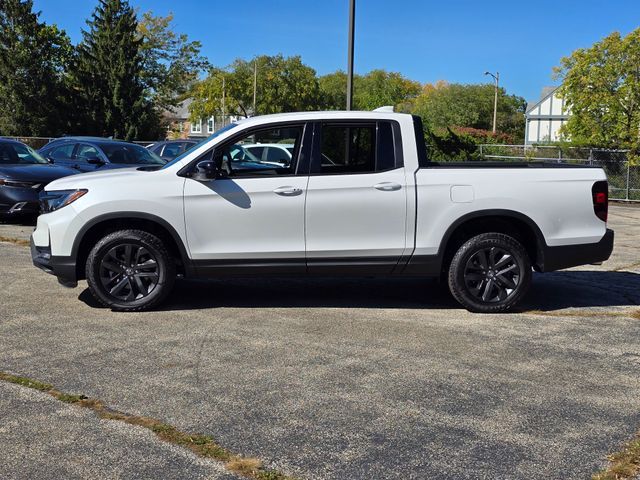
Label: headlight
xmin=39 ymin=189 xmax=88 ymax=213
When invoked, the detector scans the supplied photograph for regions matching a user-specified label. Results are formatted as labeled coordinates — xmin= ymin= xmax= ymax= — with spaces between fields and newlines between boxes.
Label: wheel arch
xmin=438 ymin=209 xmax=546 ymax=275
xmin=72 ymin=212 xmax=193 ymax=280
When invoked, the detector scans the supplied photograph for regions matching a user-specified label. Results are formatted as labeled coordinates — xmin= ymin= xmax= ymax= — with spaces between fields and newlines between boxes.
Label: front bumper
xmin=540 ymin=228 xmax=614 ymax=272
xmin=30 ymin=236 xmax=78 ymax=288
xmin=0 ymin=187 xmax=40 ymax=215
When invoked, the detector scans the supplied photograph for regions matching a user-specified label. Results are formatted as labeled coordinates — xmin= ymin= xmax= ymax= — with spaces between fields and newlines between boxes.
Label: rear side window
xmin=314 ymin=121 xmax=399 ymax=175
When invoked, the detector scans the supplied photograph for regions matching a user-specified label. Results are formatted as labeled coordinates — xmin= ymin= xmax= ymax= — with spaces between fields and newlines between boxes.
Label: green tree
xmin=0 ymin=0 xmax=72 ymax=136
xmin=137 ymin=11 xmax=210 ymax=111
xmin=70 ymin=0 xmax=158 ymax=139
xmin=318 ymin=70 xmax=421 ymax=111
xmin=555 ymin=28 xmax=640 ymax=148
xmin=413 ymin=82 xmax=526 ymax=141
xmin=190 ymin=55 xmax=320 ymax=120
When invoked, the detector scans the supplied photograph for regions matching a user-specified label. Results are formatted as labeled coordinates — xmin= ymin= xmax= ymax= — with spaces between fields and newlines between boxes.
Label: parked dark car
xmin=39 ymin=138 xmax=165 ymax=172
xmin=147 ymin=139 xmax=200 ymax=161
xmin=0 ymin=139 xmax=77 ymax=217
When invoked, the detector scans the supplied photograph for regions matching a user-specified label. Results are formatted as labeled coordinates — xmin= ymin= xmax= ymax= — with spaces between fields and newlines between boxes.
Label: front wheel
xmin=86 ymin=229 xmax=176 ymax=311
xmin=448 ymin=233 xmax=532 ymax=313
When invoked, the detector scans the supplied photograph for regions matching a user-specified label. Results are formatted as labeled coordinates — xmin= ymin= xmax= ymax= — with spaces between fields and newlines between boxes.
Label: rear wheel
xmin=448 ymin=233 xmax=531 ymax=313
xmin=86 ymin=229 xmax=175 ymax=311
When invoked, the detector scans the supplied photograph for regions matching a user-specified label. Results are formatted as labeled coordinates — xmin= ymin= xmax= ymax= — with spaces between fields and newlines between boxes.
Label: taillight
xmin=592 ymin=181 xmax=608 ymax=223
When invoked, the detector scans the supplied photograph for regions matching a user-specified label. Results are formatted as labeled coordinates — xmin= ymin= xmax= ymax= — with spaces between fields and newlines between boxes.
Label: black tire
xmin=448 ymin=233 xmax=531 ymax=313
xmin=86 ymin=229 xmax=176 ymax=312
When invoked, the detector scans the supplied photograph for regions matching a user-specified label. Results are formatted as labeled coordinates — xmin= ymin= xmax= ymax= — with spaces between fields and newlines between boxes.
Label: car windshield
xmin=161 ymin=123 xmax=238 ymax=169
xmin=0 ymin=142 xmax=49 ymax=165
xmin=99 ymin=143 xmax=165 ymax=165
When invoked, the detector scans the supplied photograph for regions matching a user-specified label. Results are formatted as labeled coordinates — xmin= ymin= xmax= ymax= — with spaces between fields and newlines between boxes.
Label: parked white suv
xmin=31 ymin=111 xmax=614 ymax=312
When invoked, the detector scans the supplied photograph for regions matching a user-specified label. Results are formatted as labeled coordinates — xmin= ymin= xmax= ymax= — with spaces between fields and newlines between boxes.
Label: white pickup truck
xmin=31 ymin=111 xmax=613 ymax=312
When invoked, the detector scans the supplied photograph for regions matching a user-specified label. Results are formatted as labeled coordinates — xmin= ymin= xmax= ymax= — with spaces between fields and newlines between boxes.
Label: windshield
xmin=0 ymin=143 xmax=49 ymax=165
xmin=161 ymin=122 xmax=238 ymax=169
xmin=99 ymin=143 xmax=165 ymax=165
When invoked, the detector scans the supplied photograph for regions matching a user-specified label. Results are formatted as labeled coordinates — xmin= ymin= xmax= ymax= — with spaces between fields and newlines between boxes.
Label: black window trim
xmin=178 ymin=121 xmax=312 ymax=179
xmin=309 ymin=119 xmax=404 ymax=176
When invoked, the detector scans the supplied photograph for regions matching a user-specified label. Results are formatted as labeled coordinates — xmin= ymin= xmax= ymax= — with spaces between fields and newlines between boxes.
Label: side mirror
xmin=86 ymin=156 xmax=104 ymax=165
xmin=192 ymin=160 xmax=218 ymax=181
xmin=46 ymin=155 xmax=55 ymax=164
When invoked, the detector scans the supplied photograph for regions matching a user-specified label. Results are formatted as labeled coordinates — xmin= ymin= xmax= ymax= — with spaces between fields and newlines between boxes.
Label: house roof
xmin=526 ymin=86 xmax=561 ymax=114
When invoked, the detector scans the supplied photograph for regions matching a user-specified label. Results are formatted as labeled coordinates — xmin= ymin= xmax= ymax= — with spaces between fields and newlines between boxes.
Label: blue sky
xmin=33 ymin=0 xmax=639 ymax=102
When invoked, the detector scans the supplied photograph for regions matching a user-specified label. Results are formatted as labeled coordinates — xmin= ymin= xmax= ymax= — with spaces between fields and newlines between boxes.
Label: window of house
xmin=191 ymin=120 xmax=202 ymax=134
xmin=207 ymin=117 xmax=214 ymax=134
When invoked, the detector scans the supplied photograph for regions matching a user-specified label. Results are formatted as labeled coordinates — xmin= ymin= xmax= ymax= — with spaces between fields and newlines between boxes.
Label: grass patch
xmin=0 ymin=235 xmax=30 ymax=246
xmin=593 ymin=432 xmax=640 ymax=480
xmin=0 ymin=370 xmax=297 ymax=480
xmin=632 ymin=310 xmax=640 ymax=320
xmin=0 ymin=372 xmax=52 ymax=391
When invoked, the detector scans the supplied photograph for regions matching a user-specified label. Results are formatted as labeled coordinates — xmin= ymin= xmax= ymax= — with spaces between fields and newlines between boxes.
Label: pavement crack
xmin=0 ymin=371 xmax=298 ymax=480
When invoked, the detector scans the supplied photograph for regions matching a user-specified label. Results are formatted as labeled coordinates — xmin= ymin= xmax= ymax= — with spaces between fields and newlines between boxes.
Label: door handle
xmin=273 ymin=186 xmax=303 ymax=196
xmin=374 ymin=182 xmax=402 ymax=192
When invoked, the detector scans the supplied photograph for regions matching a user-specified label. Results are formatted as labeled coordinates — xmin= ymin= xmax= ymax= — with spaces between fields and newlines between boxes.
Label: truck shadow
xmin=78 ymin=270 xmax=640 ymax=312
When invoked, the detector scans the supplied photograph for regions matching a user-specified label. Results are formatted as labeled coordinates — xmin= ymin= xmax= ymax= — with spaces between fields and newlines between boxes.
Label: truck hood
xmin=44 ymin=166 xmax=151 ymax=191
xmin=0 ymin=164 xmax=78 ymax=183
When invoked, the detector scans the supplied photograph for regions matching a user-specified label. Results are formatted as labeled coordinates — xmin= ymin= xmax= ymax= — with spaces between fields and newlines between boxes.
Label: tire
xmin=86 ymin=229 xmax=176 ymax=312
xmin=447 ymin=233 xmax=531 ymax=313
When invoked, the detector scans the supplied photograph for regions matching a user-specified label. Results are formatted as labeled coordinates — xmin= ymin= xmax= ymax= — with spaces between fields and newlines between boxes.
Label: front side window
xmin=213 ymin=126 xmax=302 ymax=177
xmin=48 ymin=144 xmax=76 ymax=161
xmin=162 ymin=143 xmax=182 ymax=158
xmin=76 ymin=144 xmax=100 ymax=162
xmin=264 ymin=146 xmax=292 ymax=165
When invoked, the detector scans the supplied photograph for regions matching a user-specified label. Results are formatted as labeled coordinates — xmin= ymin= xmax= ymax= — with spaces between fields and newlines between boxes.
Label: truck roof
xmin=236 ymin=110 xmax=411 ymax=127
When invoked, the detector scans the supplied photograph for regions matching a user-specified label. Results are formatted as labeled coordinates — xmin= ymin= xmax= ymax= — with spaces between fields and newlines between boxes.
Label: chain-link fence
xmin=479 ymin=145 xmax=638 ymax=201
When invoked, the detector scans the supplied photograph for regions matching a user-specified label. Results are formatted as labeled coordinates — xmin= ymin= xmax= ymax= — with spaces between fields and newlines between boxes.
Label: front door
xmin=183 ymin=123 xmax=310 ymax=275
xmin=304 ymin=121 xmax=408 ymax=274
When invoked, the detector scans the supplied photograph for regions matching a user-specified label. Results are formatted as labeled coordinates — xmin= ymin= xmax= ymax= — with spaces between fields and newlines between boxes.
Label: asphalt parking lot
xmin=0 ymin=204 xmax=639 ymax=480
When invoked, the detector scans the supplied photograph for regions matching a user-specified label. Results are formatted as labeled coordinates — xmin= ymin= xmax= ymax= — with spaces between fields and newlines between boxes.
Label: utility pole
xmin=484 ymin=71 xmax=499 ymax=133
xmin=346 ymin=0 xmax=356 ymax=110
xmin=253 ymin=59 xmax=258 ymax=116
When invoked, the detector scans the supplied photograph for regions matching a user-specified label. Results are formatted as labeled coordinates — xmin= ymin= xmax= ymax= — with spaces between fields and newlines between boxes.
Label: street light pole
xmin=484 ymin=71 xmax=499 ymax=133
xmin=346 ymin=0 xmax=356 ymax=110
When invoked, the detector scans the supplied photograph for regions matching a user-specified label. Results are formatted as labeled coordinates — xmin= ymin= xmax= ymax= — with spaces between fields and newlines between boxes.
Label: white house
xmin=163 ymin=98 xmax=242 ymax=139
xmin=524 ymin=86 xmax=570 ymax=145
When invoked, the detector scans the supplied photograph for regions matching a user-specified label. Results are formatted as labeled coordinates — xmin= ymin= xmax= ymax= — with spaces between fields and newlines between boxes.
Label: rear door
xmin=304 ymin=121 xmax=408 ymax=274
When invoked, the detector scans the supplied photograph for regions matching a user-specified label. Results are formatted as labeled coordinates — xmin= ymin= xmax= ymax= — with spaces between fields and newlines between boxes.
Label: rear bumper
xmin=30 ymin=236 xmax=78 ymax=287
xmin=540 ymin=229 xmax=614 ymax=272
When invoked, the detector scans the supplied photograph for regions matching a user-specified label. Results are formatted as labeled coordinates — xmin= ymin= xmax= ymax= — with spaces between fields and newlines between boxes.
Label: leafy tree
xmin=555 ymin=28 xmax=640 ymax=148
xmin=0 ymin=0 xmax=72 ymax=136
xmin=355 ymin=69 xmax=421 ymax=111
xmin=413 ymin=82 xmax=526 ymax=141
xmin=318 ymin=70 xmax=421 ymax=111
xmin=70 ymin=0 xmax=158 ymax=139
xmin=190 ymin=55 xmax=320 ymax=120
xmin=137 ymin=11 xmax=209 ymax=111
